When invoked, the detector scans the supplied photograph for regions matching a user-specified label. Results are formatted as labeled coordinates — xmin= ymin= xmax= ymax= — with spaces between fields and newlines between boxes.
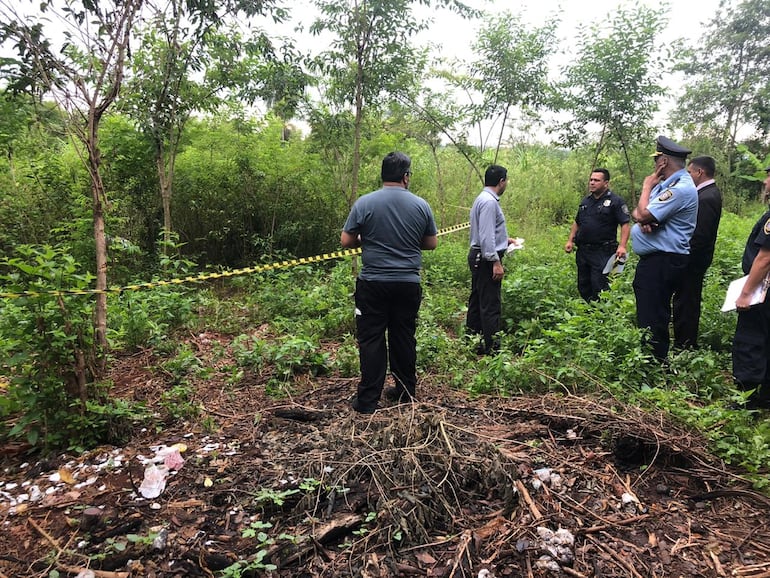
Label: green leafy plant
xmin=0 ymin=245 xmax=146 ymax=449
xmin=220 ymin=522 xmax=278 ymax=576
xmin=159 ymin=384 xmax=200 ymax=421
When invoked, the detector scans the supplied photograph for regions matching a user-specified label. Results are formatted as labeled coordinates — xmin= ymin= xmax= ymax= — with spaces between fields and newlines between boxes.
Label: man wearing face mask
xmin=630 ymin=136 xmax=698 ymax=362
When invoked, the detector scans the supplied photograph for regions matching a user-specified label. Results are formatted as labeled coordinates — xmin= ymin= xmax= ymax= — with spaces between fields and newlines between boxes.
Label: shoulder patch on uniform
xmin=621 ymin=204 xmax=630 ymax=215
xmin=764 ymin=217 xmax=770 ymax=236
xmin=658 ymin=189 xmax=674 ymax=202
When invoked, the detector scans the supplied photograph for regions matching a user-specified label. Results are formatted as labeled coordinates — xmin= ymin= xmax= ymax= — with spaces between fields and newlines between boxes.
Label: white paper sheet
xmin=721 ymin=275 xmax=770 ymax=312
xmin=602 ymin=254 xmax=627 ymax=275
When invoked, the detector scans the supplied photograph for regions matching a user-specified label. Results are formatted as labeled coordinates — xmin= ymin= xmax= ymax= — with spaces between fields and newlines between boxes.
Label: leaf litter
xmin=1 ymin=337 xmax=770 ymax=577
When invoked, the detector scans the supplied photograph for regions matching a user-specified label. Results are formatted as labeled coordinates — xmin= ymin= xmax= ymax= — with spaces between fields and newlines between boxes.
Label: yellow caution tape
xmin=0 ymin=222 xmax=470 ymax=299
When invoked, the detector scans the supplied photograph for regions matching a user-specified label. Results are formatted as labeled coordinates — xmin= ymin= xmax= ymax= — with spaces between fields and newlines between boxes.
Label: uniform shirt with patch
xmin=630 ymin=169 xmax=698 ymax=256
xmin=742 ymin=210 xmax=770 ymax=275
xmin=574 ymin=190 xmax=630 ymax=245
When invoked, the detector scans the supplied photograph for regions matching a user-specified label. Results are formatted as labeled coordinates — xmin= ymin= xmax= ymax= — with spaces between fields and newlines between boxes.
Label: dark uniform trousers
xmin=467 ymin=248 xmax=504 ymax=354
xmin=732 ymin=298 xmax=770 ymax=401
xmin=672 ymin=250 xmax=713 ymax=349
xmin=633 ymin=252 xmax=688 ymax=361
xmin=354 ymin=279 xmax=422 ymax=411
xmin=576 ymin=242 xmax=617 ymax=302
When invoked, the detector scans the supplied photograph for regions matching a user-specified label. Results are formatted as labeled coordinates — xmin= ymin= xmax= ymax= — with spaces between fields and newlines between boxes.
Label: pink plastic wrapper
xmin=163 ymin=449 xmax=185 ymax=470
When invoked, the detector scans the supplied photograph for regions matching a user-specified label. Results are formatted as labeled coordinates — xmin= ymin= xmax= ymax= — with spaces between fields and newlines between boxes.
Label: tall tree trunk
xmin=86 ymin=114 xmax=109 ymax=353
xmin=157 ymin=146 xmax=174 ymax=251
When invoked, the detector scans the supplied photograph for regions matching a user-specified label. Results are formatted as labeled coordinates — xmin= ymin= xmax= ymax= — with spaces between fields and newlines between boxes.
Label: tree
xmin=672 ymin=0 xmax=770 ymax=170
xmin=120 ymin=0 xmax=303 ymax=251
xmin=468 ymin=12 xmax=557 ymax=163
xmin=0 ymin=0 xmax=144 ymax=373
xmin=556 ymin=5 xmax=667 ymax=202
xmin=309 ymin=0 xmax=475 ymax=211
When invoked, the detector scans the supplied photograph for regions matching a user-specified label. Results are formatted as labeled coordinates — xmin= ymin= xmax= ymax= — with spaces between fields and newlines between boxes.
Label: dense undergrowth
xmin=1 ymin=210 xmax=770 ymax=489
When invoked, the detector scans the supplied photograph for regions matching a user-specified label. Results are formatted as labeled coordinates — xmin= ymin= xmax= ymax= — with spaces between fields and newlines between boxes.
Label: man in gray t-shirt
xmin=341 ymin=152 xmax=437 ymax=414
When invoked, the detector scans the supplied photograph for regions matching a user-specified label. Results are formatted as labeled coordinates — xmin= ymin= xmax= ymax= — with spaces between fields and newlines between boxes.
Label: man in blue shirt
xmin=466 ymin=165 xmax=515 ymax=355
xmin=341 ymin=152 xmax=438 ymax=414
xmin=631 ymin=136 xmax=698 ymax=361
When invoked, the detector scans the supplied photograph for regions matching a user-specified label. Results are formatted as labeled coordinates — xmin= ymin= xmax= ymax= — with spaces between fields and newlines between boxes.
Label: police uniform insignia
xmin=764 ymin=218 xmax=770 ymax=236
xmin=658 ymin=189 xmax=674 ymax=202
xmin=622 ymin=204 xmax=629 ymax=214
xmin=603 ymin=199 xmax=611 ymax=207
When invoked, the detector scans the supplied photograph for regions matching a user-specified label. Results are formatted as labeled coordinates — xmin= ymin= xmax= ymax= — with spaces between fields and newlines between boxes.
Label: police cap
xmin=652 ymin=135 xmax=692 ymax=159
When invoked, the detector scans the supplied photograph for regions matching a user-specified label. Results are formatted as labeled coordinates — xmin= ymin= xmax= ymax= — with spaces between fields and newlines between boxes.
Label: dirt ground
xmin=2 ymin=332 xmax=770 ymax=578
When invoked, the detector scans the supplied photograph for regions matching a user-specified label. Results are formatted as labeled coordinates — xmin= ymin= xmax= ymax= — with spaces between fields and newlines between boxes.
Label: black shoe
xmin=351 ymin=396 xmax=377 ymax=414
xmin=384 ymin=387 xmax=414 ymax=403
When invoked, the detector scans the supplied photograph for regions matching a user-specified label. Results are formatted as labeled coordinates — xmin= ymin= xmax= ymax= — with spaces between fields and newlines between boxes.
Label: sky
xmin=271 ymin=0 xmax=724 ymax=143
xmin=414 ymin=0 xmax=722 ymax=132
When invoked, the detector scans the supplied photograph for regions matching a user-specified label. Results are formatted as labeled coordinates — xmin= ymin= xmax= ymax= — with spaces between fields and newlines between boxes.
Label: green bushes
xmin=0 ymin=245 xmax=149 ymax=449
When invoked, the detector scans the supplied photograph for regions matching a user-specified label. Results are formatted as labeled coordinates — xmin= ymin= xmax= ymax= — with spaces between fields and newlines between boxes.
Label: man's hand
xmin=642 ymin=172 xmax=663 ymax=191
xmin=616 ymin=245 xmax=627 ymax=259
xmin=736 ymin=294 xmax=752 ymax=311
xmin=564 ymin=240 xmax=574 ymax=253
xmin=492 ymin=261 xmax=504 ymax=281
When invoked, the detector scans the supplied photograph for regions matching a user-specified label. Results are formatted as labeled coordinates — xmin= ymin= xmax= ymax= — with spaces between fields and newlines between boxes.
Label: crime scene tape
xmin=0 ymin=222 xmax=470 ymax=299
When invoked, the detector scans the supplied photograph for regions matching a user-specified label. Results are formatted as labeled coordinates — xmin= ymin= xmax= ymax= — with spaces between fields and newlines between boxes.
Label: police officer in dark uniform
xmin=565 ymin=168 xmax=631 ymax=301
xmin=732 ymin=166 xmax=770 ymax=409
xmin=631 ymin=136 xmax=698 ymax=361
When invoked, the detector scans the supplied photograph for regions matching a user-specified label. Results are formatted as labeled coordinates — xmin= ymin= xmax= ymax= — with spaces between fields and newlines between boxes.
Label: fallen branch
xmin=448 ymin=530 xmax=472 ymax=578
xmin=587 ymin=535 xmax=645 ymax=578
xmin=28 ymin=517 xmax=64 ymax=555
xmin=579 ymin=514 xmax=650 ymax=534
xmin=562 ymin=567 xmax=590 ymax=578
xmin=515 ymin=480 xmax=543 ymax=521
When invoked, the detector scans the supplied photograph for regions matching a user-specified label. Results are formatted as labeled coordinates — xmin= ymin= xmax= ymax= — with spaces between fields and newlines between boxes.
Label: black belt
xmin=470 ymin=247 xmax=505 ymax=259
xmin=578 ymin=241 xmax=616 ymax=247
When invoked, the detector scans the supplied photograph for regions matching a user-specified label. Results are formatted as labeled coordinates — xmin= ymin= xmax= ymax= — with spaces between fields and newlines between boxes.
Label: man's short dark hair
xmin=381 ymin=151 xmax=412 ymax=182
xmin=690 ymin=155 xmax=716 ymax=178
xmin=593 ymin=168 xmax=610 ymax=181
xmin=484 ymin=165 xmax=507 ymax=187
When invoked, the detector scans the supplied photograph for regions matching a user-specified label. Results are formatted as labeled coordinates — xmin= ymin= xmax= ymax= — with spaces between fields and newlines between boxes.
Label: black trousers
xmin=732 ymin=297 xmax=770 ymax=400
xmin=672 ymin=251 xmax=713 ymax=349
xmin=354 ymin=279 xmax=422 ymax=411
xmin=466 ymin=248 xmax=503 ymax=353
xmin=632 ymin=252 xmax=688 ymax=361
xmin=576 ymin=243 xmax=616 ymax=302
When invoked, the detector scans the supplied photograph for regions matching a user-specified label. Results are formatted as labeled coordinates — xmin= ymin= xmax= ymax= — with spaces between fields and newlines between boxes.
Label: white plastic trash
xmin=139 ymin=464 xmax=169 ymax=499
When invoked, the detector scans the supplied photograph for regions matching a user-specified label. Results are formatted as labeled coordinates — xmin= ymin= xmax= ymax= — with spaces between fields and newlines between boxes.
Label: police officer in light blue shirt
xmin=631 ymin=136 xmax=698 ymax=361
